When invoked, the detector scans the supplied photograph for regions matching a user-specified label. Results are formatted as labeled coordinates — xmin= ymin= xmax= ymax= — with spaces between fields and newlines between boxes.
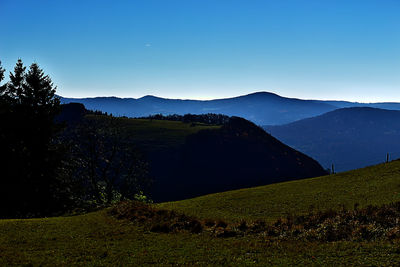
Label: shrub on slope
xmin=110 ymin=200 xmax=400 ymax=242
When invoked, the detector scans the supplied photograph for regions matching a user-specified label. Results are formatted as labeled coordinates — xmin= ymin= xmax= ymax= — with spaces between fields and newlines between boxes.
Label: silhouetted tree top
xmin=1 ymin=60 xmax=60 ymax=111
xmin=0 ymin=61 xmax=7 ymax=95
xmin=0 ymin=61 xmax=4 ymax=82
xmin=0 ymin=59 xmax=64 ymax=218
xmin=23 ymin=62 xmax=60 ymax=109
xmin=8 ymin=59 xmax=26 ymax=102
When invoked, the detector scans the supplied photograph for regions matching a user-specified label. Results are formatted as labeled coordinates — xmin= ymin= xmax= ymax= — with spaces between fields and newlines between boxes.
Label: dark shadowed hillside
xmin=58 ymin=106 xmax=327 ymax=202
xmin=264 ymin=107 xmax=400 ymax=172
xmin=56 ymin=103 xmax=87 ymax=123
xmin=149 ymin=117 xmax=327 ymax=202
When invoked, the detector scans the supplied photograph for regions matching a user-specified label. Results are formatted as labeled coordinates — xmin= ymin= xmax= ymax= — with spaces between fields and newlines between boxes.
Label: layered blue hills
xmin=61 ymin=92 xmax=400 ymax=125
xmin=61 ymin=92 xmax=336 ymax=125
xmin=264 ymin=107 xmax=400 ymax=172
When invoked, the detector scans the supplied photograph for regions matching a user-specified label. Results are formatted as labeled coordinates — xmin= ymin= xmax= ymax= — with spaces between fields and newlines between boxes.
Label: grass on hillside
xmin=107 ymin=117 xmax=221 ymax=152
xmin=160 ymin=160 xmax=400 ymax=223
xmin=2 ymin=161 xmax=400 ymax=265
xmin=1 ymin=209 xmax=400 ymax=266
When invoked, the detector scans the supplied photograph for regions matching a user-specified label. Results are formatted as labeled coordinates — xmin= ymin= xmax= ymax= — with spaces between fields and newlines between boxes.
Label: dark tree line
xmin=138 ymin=113 xmax=230 ymax=125
xmin=0 ymin=60 xmax=151 ymax=218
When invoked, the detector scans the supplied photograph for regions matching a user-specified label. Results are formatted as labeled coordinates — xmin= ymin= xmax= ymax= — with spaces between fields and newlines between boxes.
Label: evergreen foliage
xmin=0 ymin=60 xmax=153 ymax=217
xmin=0 ymin=60 xmax=65 ymax=218
xmin=0 ymin=61 xmax=6 ymax=91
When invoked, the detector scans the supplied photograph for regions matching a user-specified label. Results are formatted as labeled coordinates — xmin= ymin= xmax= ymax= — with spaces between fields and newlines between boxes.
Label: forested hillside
xmin=60 ymin=105 xmax=327 ymax=202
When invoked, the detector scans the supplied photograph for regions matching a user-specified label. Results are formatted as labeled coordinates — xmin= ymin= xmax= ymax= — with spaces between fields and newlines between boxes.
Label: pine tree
xmin=0 ymin=61 xmax=5 ymax=85
xmin=8 ymin=59 xmax=26 ymax=102
xmin=0 ymin=60 xmax=63 ymax=218
xmin=23 ymin=62 xmax=60 ymax=109
xmin=0 ymin=61 xmax=7 ymax=97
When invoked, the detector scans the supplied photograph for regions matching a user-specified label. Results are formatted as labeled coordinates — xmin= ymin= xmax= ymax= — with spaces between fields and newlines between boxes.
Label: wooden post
xmin=331 ymin=163 xmax=335 ymax=174
xmin=386 ymin=153 xmax=389 ymax=163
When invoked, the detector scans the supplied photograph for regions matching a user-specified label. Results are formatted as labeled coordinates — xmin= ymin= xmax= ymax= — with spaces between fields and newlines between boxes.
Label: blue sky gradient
xmin=1 ymin=0 xmax=399 ymax=101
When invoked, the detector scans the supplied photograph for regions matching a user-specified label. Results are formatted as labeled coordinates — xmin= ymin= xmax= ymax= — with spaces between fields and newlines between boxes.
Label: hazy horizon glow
xmin=1 ymin=0 xmax=399 ymax=102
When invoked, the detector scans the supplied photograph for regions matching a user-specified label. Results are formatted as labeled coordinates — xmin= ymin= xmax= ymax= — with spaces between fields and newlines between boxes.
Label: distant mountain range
xmin=60 ymin=92 xmax=400 ymax=125
xmin=264 ymin=107 xmax=400 ymax=172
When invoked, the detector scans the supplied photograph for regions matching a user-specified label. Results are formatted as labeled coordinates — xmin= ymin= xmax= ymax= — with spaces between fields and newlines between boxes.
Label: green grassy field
xmin=2 ymin=160 xmax=400 ymax=265
xmin=161 ymin=160 xmax=400 ymax=223
xmin=1 ymin=209 xmax=400 ymax=266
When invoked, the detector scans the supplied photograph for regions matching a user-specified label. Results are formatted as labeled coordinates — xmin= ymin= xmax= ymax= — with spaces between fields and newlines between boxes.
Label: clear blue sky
xmin=1 ymin=0 xmax=399 ymax=102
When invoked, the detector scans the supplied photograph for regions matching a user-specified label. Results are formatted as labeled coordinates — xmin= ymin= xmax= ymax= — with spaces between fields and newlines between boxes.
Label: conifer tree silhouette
xmin=0 ymin=60 xmax=63 ymax=218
